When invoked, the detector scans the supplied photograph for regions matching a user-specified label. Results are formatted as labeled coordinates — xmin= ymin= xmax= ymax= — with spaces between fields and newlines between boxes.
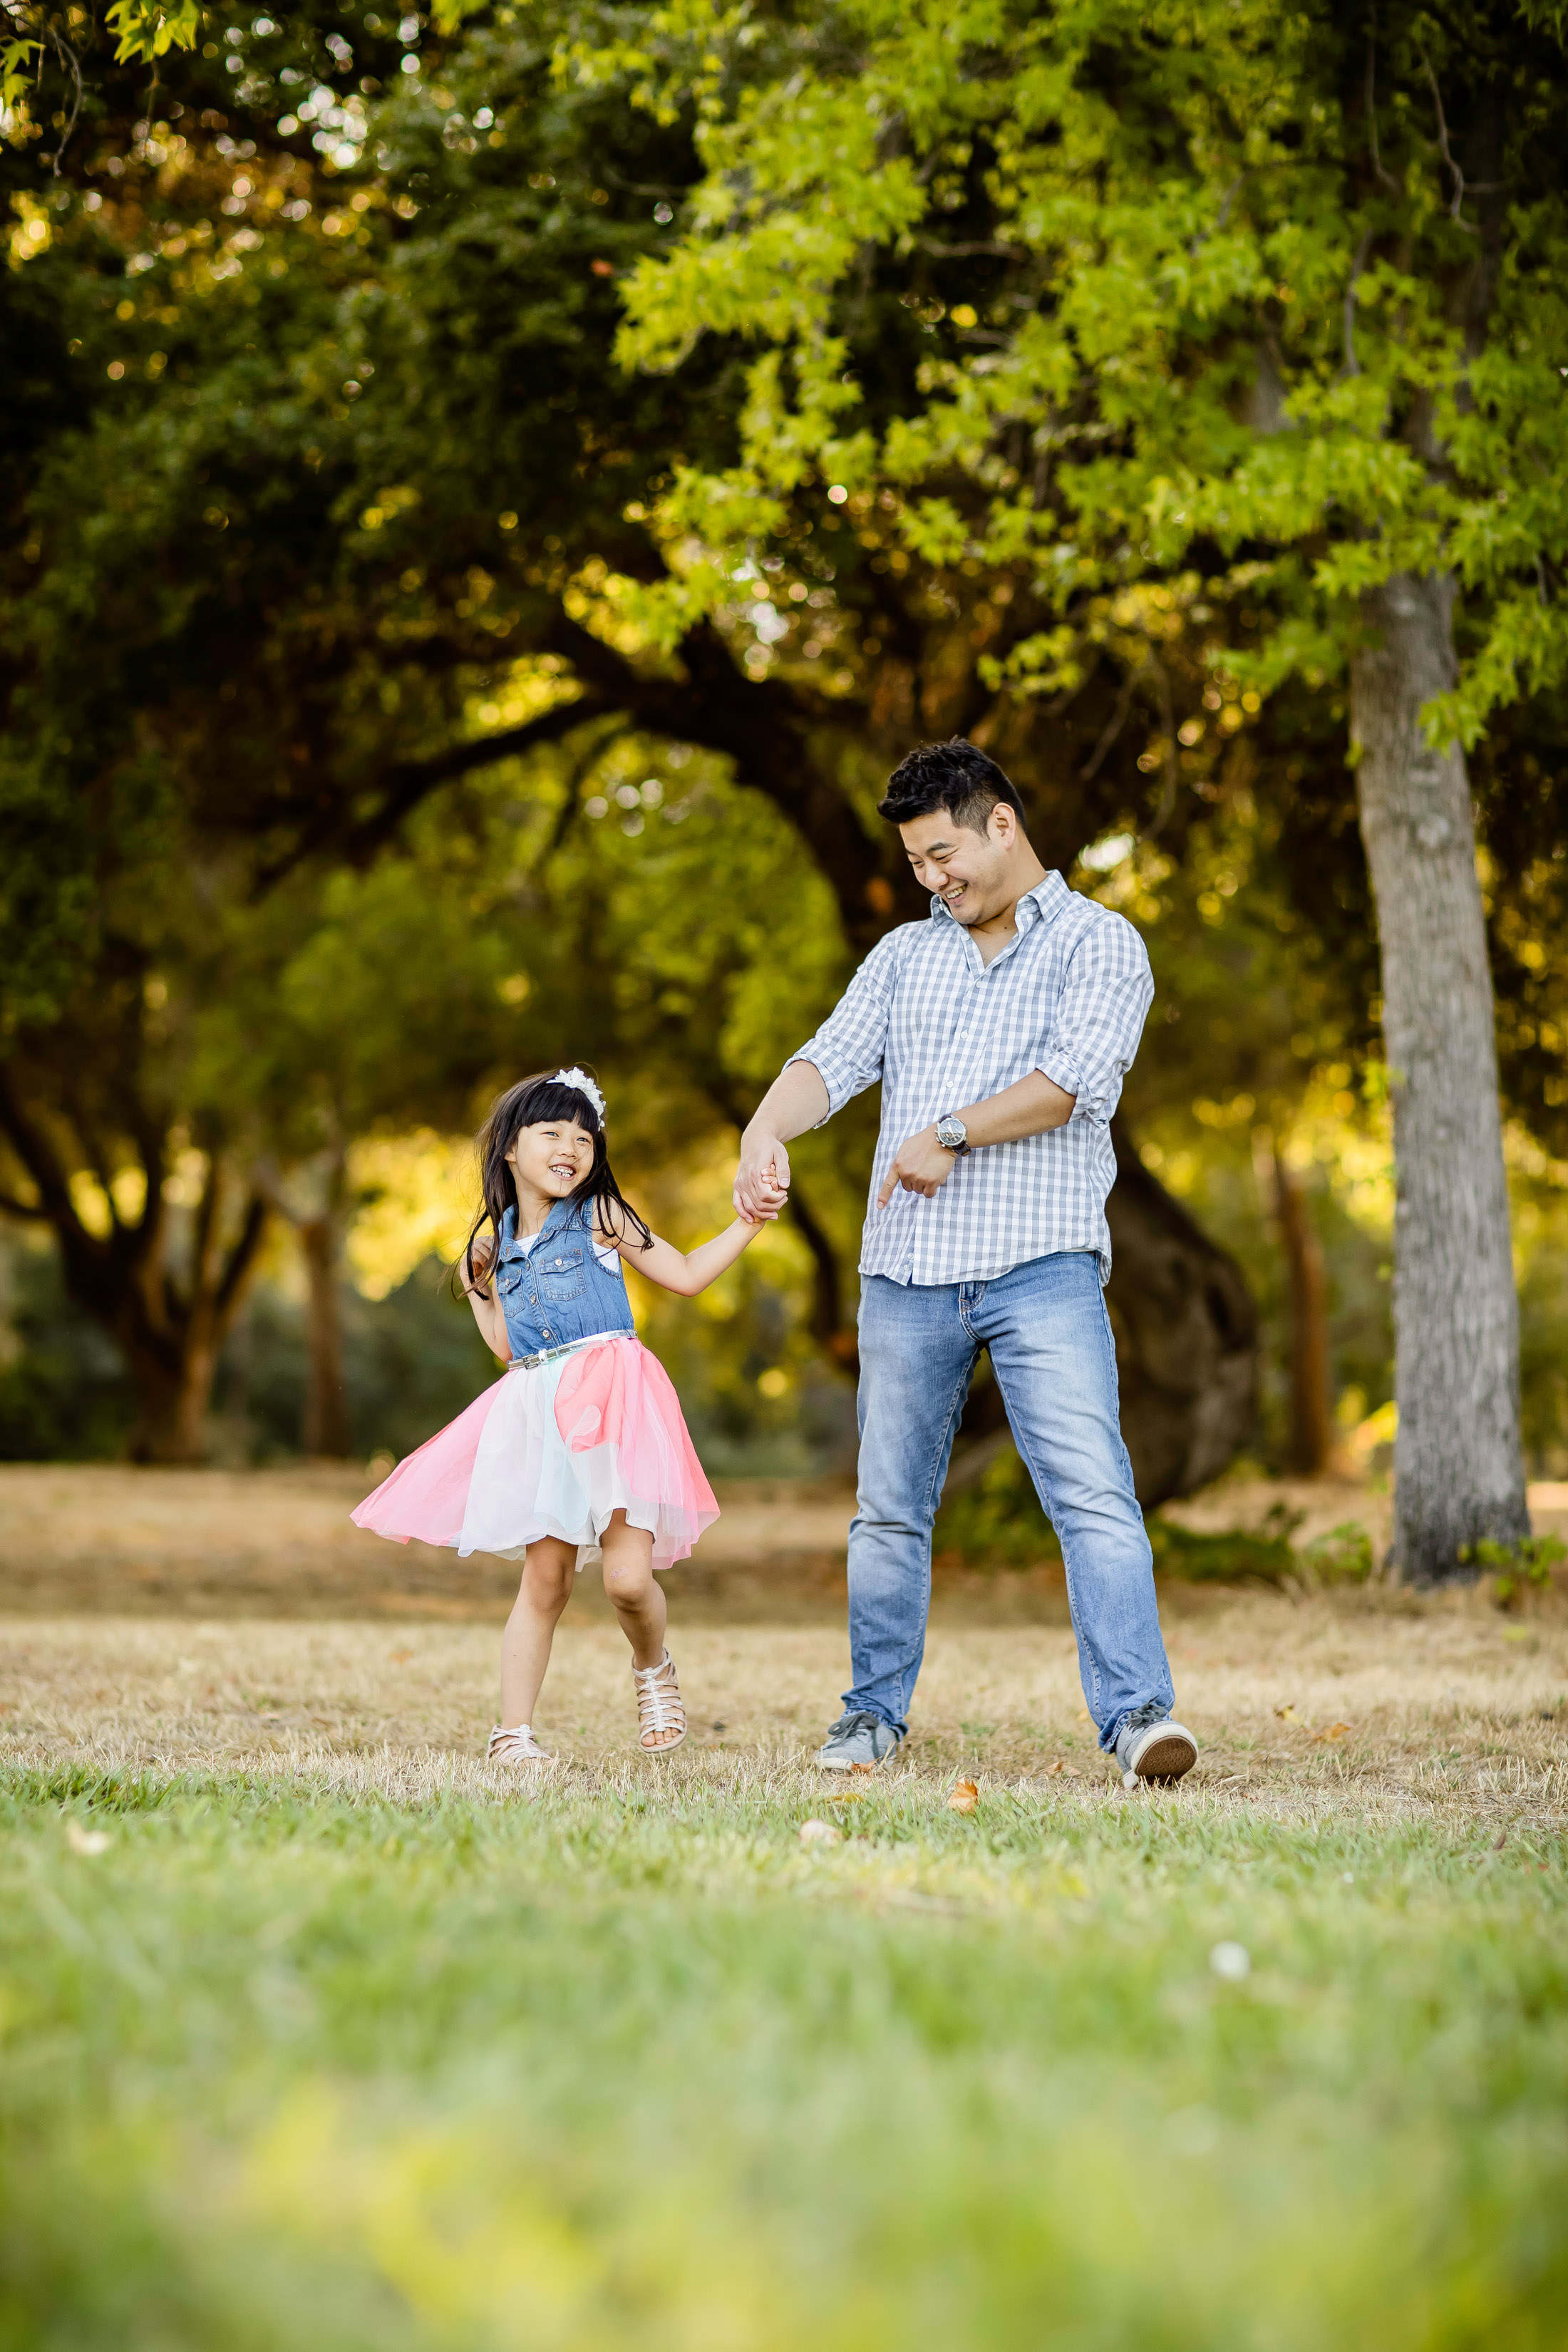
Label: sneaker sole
xmin=1126 ymin=1729 xmax=1198 ymax=1785
xmin=815 ymin=1746 xmax=897 ymax=1773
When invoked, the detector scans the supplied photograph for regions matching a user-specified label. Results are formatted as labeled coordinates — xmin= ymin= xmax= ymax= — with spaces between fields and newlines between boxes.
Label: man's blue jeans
xmin=846 ymin=1253 xmax=1175 ymax=1752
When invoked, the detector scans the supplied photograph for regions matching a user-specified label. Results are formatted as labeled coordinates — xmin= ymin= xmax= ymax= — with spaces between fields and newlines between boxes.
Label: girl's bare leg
xmin=599 ymin=1512 xmax=666 ymax=1670
xmin=500 ymin=1536 xmax=577 ymax=1728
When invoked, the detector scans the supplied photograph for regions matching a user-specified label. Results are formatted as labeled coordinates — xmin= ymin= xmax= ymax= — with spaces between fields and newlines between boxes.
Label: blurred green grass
xmin=1 ymin=1765 xmax=1564 ymax=2350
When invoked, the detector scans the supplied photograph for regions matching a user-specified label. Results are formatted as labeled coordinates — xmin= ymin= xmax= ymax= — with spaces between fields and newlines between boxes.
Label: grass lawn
xmin=2 ymin=1745 xmax=1565 ymax=2351
xmin=2 ymin=1484 xmax=1566 ymax=2350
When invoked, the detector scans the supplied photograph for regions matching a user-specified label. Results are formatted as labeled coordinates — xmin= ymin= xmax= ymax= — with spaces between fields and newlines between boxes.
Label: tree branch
xmin=1341 ymin=227 xmax=1373 ymax=376
xmin=0 ymin=1064 xmax=93 ymax=1247
xmin=215 ymin=1192 xmax=269 ymax=1325
xmin=917 ymin=239 xmax=1031 ymax=260
xmin=1418 ymin=47 xmax=1477 ymax=232
xmin=257 ymin=696 xmax=611 ymax=889
xmin=1079 ymin=661 xmax=1143 ymax=783
xmin=1365 ymin=25 xmax=1402 ymax=194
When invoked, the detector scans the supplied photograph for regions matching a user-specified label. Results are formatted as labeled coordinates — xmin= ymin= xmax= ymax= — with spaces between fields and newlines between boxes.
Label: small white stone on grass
xmin=798 ymin=1819 xmax=843 ymax=1847
xmin=1209 ymin=1940 xmax=1250 ymax=1981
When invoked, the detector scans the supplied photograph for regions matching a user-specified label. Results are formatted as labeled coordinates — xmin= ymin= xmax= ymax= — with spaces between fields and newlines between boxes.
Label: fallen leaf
xmin=1046 ymin=1759 xmax=1066 ymax=1775
xmin=824 ymin=1788 xmax=867 ymax=1805
xmin=948 ymin=1779 xmax=979 ymax=1815
xmin=798 ymin=1818 xmax=843 ymax=1847
xmin=67 ymin=1825 xmax=110 ymax=1857
xmin=1311 ymin=1722 xmax=1351 ymax=1743
xmin=850 ymin=1759 xmax=877 ymax=1775
xmin=389 ymin=1649 xmax=413 ymax=1664
xmin=1274 ymin=1705 xmax=1298 ymax=1722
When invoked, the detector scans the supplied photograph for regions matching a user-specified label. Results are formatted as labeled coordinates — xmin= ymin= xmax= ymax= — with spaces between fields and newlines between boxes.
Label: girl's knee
xmin=522 ymin=1558 xmax=576 ymax=1610
xmin=604 ymin=1562 xmax=653 ymax=1601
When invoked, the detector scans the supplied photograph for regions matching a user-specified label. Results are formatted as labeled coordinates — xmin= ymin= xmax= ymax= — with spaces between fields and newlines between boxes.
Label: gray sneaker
xmin=1114 ymin=1701 xmax=1198 ymax=1789
xmin=817 ymin=1710 xmax=902 ymax=1771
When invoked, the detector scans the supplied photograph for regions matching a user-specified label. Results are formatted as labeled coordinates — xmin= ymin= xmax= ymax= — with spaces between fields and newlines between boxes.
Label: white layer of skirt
xmin=351 ymin=1333 xmax=718 ymax=1571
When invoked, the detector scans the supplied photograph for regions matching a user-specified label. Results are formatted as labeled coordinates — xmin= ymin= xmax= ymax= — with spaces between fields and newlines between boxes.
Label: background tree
xmin=3 ymin=0 xmax=1269 ymax=1479
xmin=583 ymin=0 xmax=1567 ymax=1578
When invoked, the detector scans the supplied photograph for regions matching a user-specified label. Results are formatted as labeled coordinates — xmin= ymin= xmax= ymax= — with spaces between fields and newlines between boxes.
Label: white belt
xmin=505 ymin=1330 xmax=631 ymax=1373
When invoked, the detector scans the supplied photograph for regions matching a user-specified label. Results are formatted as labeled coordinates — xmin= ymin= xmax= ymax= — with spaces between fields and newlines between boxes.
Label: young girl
xmin=352 ymin=1067 xmax=783 ymax=1769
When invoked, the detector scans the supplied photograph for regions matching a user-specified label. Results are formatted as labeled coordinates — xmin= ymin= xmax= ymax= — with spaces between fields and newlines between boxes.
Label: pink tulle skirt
xmin=351 ymin=1334 xmax=718 ymax=1572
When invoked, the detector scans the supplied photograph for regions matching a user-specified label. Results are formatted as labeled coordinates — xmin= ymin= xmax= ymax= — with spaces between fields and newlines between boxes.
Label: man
xmin=734 ymin=739 xmax=1197 ymax=1788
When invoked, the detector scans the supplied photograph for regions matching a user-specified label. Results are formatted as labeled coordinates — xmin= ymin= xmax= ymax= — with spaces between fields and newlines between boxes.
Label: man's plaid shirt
xmin=789 ymin=872 xmax=1152 ymax=1286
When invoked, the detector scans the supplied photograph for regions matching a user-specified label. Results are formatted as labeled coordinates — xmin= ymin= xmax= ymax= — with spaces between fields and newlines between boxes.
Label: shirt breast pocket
xmin=537 ymin=1245 xmax=586 ymax=1301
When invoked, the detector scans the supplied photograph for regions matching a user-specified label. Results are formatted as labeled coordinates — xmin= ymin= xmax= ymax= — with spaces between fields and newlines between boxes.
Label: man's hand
xmin=734 ymin=1135 xmax=791 ymax=1222
xmin=873 ymin=1073 xmax=1078 ymax=1212
xmin=877 ymin=1126 xmax=957 ymax=1207
xmin=734 ymin=1061 xmax=830 ymax=1221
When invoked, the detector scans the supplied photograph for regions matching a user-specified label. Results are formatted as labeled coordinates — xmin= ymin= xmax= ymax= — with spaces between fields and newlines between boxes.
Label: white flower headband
xmin=555 ymin=1066 xmax=607 ymax=1127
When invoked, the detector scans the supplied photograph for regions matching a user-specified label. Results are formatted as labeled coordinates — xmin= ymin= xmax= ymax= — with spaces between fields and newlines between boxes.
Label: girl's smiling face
xmin=505 ymin=1118 xmax=596 ymax=1217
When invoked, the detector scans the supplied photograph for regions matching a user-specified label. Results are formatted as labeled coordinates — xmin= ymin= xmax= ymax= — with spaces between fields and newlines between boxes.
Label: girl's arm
xmin=599 ymin=1197 xmax=783 ymax=1299
xmin=460 ymin=1237 xmax=512 ymax=1359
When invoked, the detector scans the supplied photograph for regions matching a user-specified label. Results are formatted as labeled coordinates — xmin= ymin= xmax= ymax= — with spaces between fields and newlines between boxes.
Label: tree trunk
xmin=299 ymin=1211 xmax=351 ymax=1458
xmin=1274 ymin=1143 xmax=1333 ymax=1477
xmin=125 ymin=1331 xmax=220 ymax=1465
xmin=1350 ymin=569 xmax=1529 ymax=1582
xmin=785 ymin=1179 xmax=859 ymax=1370
xmin=1103 ymin=1123 xmax=1259 ymax=1506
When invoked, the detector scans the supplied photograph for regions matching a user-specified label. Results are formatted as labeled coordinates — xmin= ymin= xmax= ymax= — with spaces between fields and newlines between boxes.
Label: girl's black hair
xmin=458 ymin=1068 xmax=651 ymax=1299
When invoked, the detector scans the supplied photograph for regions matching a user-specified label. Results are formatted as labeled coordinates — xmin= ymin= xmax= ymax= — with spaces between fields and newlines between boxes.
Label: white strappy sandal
xmin=486 ymin=1723 xmax=554 ymax=1769
xmin=631 ymin=1650 xmax=687 ymax=1755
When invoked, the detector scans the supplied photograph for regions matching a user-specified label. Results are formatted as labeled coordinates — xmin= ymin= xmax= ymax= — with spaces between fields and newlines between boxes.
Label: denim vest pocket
xmin=537 ymin=1244 xmax=585 ymax=1301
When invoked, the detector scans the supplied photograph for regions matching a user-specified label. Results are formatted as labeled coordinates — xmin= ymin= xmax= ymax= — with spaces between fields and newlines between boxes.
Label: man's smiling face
xmin=898 ymin=802 xmax=1018 ymax=927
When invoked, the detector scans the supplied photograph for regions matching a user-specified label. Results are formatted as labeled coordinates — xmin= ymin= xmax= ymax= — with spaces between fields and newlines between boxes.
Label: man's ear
xmin=988 ymin=800 xmax=1017 ymax=847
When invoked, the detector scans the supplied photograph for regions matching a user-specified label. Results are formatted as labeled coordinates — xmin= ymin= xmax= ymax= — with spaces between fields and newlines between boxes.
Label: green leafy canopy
xmin=556 ymin=0 xmax=1568 ymax=752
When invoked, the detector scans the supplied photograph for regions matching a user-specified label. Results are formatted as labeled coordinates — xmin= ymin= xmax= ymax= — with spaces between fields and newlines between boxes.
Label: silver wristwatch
xmin=936 ymin=1114 xmax=971 ymax=1155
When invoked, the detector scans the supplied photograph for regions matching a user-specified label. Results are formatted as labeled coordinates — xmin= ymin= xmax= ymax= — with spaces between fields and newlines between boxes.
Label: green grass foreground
xmin=1 ymin=1766 xmax=1564 ymax=2350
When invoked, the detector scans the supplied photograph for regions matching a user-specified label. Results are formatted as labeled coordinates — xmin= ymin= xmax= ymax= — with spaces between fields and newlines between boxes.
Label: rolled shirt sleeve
xmin=785 ymin=929 xmax=902 ymax=1124
xmin=1036 ymin=911 xmax=1153 ymax=1124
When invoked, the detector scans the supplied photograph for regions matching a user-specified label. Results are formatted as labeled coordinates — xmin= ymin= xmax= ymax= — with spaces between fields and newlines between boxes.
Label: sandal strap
xmin=631 ymin=1651 xmax=686 ymax=1740
xmin=488 ymin=1722 xmax=550 ymax=1763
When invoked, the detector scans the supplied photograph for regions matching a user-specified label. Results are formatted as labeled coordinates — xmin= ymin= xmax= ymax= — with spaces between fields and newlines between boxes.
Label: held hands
xmin=464 ymin=1234 xmax=495 ymax=1294
xmin=734 ymin=1138 xmax=792 ymax=1224
xmin=876 ymin=1126 xmax=957 ymax=1207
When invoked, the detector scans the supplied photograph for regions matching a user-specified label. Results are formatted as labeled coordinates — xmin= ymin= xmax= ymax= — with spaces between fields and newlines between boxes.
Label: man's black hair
xmin=877 ymin=738 xmax=1027 ymax=835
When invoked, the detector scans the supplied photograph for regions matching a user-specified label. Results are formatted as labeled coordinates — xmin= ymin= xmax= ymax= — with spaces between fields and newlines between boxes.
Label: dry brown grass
xmin=2 ymin=1592 xmax=1563 ymax=1830
xmin=1 ymin=1463 xmax=1563 ymax=1827
xmin=0 ymin=1463 xmax=857 ymax=1619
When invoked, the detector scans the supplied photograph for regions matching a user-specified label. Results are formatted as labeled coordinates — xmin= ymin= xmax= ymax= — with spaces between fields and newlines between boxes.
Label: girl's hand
xmin=464 ymin=1234 xmax=495 ymax=1292
xmin=738 ymin=1165 xmax=789 ymax=1224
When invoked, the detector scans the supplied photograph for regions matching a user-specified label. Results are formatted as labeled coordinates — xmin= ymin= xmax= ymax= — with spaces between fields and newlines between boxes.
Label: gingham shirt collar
xmin=928 ymin=870 xmax=1066 ymax=956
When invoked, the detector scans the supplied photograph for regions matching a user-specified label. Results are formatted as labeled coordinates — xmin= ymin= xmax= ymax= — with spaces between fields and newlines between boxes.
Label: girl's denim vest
xmin=492 ymin=1198 xmax=634 ymax=1363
